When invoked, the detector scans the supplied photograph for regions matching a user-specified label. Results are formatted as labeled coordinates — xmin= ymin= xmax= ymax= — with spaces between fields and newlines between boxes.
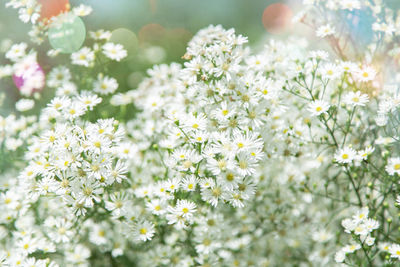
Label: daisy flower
xmin=355 ymin=66 xmax=376 ymax=82
xmin=334 ymin=147 xmax=356 ymax=164
xmin=15 ymin=98 xmax=34 ymax=112
xmin=343 ymin=91 xmax=369 ymax=107
xmin=71 ymin=47 xmax=95 ymax=67
xmin=174 ymin=199 xmax=197 ymax=219
xmin=316 ymin=24 xmax=335 ymax=38
xmin=181 ymin=176 xmax=198 ymax=192
xmin=307 ymin=100 xmax=330 ymax=116
xmin=102 ymin=43 xmax=127 ymax=62
xmin=73 ymin=4 xmax=93 ymax=17
xmin=133 ymin=220 xmax=155 ymax=242
xmin=385 ymin=157 xmax=400 ymax=176
xmin=90 ymin=30 xmax=112 ymax=40
xmin=319 ymin=63 xmax=341 ymax=80
xmin=342 ymin=243 xmax=361 ymax=254
xmin=389 ymin=244 xmax=400 ymax=260
xmin=340 ymin=0 xmax=361 ymax=10
xmin=146 ymin=198 xmax=167 ymax=215
xmin=5 ymin=42 xmax=27 ymax=61
xmin=93 ymin=75 xmax=118 ymax=95
xmin=358 ymin=146 xmax=374 ymax=160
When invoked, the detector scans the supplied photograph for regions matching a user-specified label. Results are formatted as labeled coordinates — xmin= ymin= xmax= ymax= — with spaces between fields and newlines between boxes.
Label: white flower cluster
xmin=335 ymin=146 xmax=374 ymax=164
xmin=335 ymin=207 xmax=379 ymax=263
xmin=3 ymin=0 xmax=400 ymax=266
xmin=0 ymin=114 xmax=37 ymax=152
xmin=125 ymin=25 xmax=288 ymax=223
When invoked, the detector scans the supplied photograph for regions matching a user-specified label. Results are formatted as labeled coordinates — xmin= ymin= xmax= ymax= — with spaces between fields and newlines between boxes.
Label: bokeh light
xmin=38 ymin=0 xmax=70 ymax=23
xmin=110 ymin=28 xmax=139 ymax=60
xmin=343 ymin=9 xmax=374 ymax=47
xmin=262 ymin=3 xmax=292 ymax=34
xmin=149 ymin=0 xmax=157 ymax=14
xmin=48 ymin=14 xmax=86 ymax=54
xmin=138 ymin=24 xmax=166 ymax=45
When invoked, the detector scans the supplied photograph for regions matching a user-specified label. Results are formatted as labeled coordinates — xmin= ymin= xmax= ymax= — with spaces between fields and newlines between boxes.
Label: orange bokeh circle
xmin=38 ymin=0 xmax=70 ymax=22
xmin=262 ymin=3 xmax=292 ymax=34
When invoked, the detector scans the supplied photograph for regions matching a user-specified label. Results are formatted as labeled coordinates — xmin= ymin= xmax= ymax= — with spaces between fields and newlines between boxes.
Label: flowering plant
xmin=1 ymin=0 xmax=400 ymax=266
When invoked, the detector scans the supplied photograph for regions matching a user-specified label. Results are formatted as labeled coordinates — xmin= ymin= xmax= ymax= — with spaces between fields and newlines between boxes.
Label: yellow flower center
xmin=115 ymin=201 xmax=123 ymax=208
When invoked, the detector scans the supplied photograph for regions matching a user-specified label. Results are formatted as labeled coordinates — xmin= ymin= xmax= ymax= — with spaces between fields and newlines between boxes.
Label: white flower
xmin=372 ymin=22 xmax=396 ymax=36
xmin=65 ymin=244 xmax=91 ymax=264
xmin=146 ymin=199 xmax=167 ymax=215
xmin=103 ymin=43 xmax=127 ymax=61
xmin=71 ymin=47 xmax=95 ymax=67
xmin=358 ymin=146 xmax=374 ymax=160
xmin=340 ymin=0 xmax=361 ymax=10
xmin=340 ymin=61 xmax=358 ymax=73
xmin=181 ymin=176 xmax=198 ymax=192
xmin=93 ymin=75 xmax=119 ymax=95
xmin=63 ymin=101 xmax=86 ymax=120
xmin=47 ymin=66 xmax=71 ymax=88
xmin=320 ymin=63 xmax=342 ymax=80
xmin=335 ymin=147 xmax=356 ymax=164
xmin=78 ymin=93 xmax=102 ymax=110
xmin=353 ymin=207 xmax=369 ymax=224
xmin=15 ymin=98 xmax=34 ymax=112
xmin=18 ymin=0 xmax=40 ymax=24
xmin=334 ymin=250 xmax=346 ymax=263
xmin=312 ymin=230 xmax=333 ymax=243
xmin=364 ymin=236 xmax=375 ymax=246
xmin=90 ymin=30 xmax=112 ymax=40
xmin=386 ymin=157 xmax=400 ymax=176
xmin=342 ymin=218 xmax=356 ymax=233
xmin=5 ymin=42 xmax=27 ymax=61
xmin=307 ymin=100 xmax=330 ymax=116
xmin=353 ymin=223 xmax=368 ymax=236
xmin=343 ymin=91 xmax=369 ymax=107
xmin=73 ymin=4 xmax=93 ymax=16
xmin=47 ymin=218 xmax=74 ymax=243
xmin=133 ymin=220 xmax=155 ymax=241
xmin=316 ymin=24 xmax=335 ymax=38
xmin=342 ymin=243 xmax=361 ymax=254
xmin=355 ymin=66 xmax=376 ymax=82
xmin=105 ymin=192 xmax=129 ymax=217
xmin=389 ymin=244 xmax=400 ymax=259
xmin=174 ymin=199 xmax=197 ymax=219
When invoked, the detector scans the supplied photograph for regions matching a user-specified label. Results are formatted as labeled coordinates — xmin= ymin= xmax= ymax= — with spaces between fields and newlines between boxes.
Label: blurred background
xmin=1 ymin=0 xmax=400 ymax=115
xmin=0 ymin=0 xmax=294 ymax=94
